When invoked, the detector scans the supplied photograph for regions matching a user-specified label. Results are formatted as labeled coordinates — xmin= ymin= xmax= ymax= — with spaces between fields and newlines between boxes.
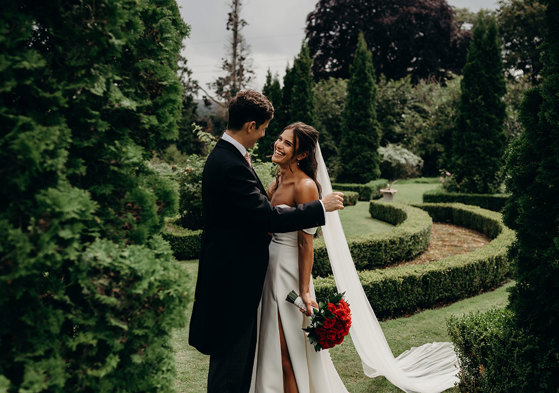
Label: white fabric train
xmin=315 ymin=143 xmax=459 ymax=393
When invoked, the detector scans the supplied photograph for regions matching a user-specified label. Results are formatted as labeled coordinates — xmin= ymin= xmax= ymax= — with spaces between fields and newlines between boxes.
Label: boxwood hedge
xmin=331 ymin=179 xmax=387 ymax=201
xmin=161 ymin=219 xmax=201 ymax=260
xmin=312 ymin=202 xmax=432 ymax=276
xmin=423 ymin=189 xmax=509 ymax=212
xmin=314 ymin=203 xmax=515 ymax=319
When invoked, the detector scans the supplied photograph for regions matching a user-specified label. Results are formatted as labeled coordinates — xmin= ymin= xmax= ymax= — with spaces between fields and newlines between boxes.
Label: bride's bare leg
xmin=278 ymin=311 xmax=299 ymax=393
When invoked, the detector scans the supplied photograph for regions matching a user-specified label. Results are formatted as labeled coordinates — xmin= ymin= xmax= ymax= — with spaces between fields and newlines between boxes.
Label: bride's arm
xmin=295 ymin=179 xmax=320 ymax=316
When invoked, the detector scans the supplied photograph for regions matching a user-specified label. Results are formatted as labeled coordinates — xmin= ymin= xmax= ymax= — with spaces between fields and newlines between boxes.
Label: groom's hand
xmin=322 ymin=192 xmax=344 ymax=212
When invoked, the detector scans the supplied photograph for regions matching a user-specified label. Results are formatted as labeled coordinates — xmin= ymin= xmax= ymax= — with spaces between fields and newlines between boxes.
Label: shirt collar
xmin=221 ymin=132 xmax=248 ymax=157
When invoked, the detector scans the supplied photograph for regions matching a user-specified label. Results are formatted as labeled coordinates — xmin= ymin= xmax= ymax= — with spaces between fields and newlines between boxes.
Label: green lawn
xmin=338 ymin=201 xmax=393 ymax=238
xmin=173 ymin=260 xmax=512 ymax=393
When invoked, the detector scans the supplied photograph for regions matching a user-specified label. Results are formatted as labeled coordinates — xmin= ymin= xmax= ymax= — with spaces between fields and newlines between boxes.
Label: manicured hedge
xmin=312 ymin=202 xmax=432 ymax=276
xmin=314 ymin=203 xmax=515 ymax=320
xmin=161 ymin=219 xmax=201 ymax=260
xmin=331 ymin=179 xmax=387 ymax=201
xmin=447 ymin=308 xmax=553 ymax=393
xmin=339 ymin=190 xmax=359 ymax=206
xmin=423 ymin=189 xmax=509 ymax=212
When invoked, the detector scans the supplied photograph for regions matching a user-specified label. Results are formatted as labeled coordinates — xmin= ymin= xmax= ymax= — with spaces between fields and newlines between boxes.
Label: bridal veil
xmin=315 ymin=144 xmax=459 ymax=393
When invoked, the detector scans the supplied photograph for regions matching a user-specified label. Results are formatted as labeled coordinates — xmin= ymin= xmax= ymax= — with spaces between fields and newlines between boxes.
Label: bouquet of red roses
xmin=286 ymin=290 xmax=351 ymax=351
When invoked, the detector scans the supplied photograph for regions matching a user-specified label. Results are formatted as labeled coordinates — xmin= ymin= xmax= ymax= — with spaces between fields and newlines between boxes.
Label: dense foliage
xmin=337 ymin=33 xmax=381 ymax=183
xmin=289 ymin=44 xmax=316 ymax=125
xmin=502 ymin=0 xmax=559 ymax=387
xmin=450 ymin=15 xmax=507 ymax=193
xmin=0 ymin=1 xmax=190 ymax=391
xmin=497 ymin=0 xmax=546 ymax=82
xmin=255 ymin=70 xmax=282 ymax=159
xmin=378 ymin=144 xmax=424 ymax=180
xmin=305 ymin=0 xmax=471 ymax=81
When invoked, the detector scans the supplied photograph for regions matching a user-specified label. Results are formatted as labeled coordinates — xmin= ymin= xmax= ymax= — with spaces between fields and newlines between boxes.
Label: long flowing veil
xmin=315 ymin=144 xmax=459 ymax=393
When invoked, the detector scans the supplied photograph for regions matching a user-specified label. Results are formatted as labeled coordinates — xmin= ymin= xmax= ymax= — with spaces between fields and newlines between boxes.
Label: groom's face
xmin=247 ymin=119 xmax=270 ymax=148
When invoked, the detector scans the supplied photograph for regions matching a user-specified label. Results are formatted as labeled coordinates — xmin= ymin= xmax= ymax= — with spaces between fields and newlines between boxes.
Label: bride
xmin=250 ymin=122 xmax=459 ymax=393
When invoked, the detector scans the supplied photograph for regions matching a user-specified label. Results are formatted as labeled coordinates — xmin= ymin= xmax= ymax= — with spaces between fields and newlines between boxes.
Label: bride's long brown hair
xmin=274 ymin=122 xmax=322 ymax=197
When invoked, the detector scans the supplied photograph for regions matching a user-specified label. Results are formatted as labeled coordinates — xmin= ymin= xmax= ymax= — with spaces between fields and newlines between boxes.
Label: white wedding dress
xmin=250 ymin=220 xmax=349 ymax=393
xmin=251 ymin=145 xmax=459 ymax=393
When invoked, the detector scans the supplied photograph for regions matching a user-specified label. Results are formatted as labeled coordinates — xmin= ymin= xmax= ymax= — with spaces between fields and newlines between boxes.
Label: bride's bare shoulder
xmin=294 ymin=176 xmax=319 ymax=203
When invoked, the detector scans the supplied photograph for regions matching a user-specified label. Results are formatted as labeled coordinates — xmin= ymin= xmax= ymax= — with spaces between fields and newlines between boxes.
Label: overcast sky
xmin=177 ymin=0 xmax=498 ymax=95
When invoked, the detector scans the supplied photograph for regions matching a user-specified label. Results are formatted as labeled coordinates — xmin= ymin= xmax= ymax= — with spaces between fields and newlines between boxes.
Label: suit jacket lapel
xmin=217 ymin=139 xmax=269 ymax=198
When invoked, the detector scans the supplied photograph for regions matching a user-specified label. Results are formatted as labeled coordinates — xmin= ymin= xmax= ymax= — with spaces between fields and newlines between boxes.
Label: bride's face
xmin=272 ymin=128 xmax=295 ymax=165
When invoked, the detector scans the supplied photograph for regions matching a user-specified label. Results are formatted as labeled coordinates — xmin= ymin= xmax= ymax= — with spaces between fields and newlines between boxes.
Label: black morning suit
xmin=188 ymin=138 xmax=325 ymax=393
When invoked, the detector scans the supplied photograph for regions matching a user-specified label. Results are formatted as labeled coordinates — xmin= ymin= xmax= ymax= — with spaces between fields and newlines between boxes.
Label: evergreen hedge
xmin=423 ymin=189 xmax=510 ymax=212
xmin=340 ymin=191 xmax=359 ymax=206
xmin=161 ymin=220 xmax=202 ymax=260
xmin=0 ymin=2 xmax=189 ymax=391
xmin=447 ymin=308 xmax=555 ymax=393
xmin=331 ymin=179 xmax=387 ymax=201
xmin=312 ymin=202 xmax=432 ymax=276
xmin=314 ymin=203 xmax=514 ymax=319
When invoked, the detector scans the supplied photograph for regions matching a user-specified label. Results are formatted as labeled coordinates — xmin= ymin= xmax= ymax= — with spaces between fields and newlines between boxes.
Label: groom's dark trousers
xmin=188 ymin=138 xmax=325 ymax=393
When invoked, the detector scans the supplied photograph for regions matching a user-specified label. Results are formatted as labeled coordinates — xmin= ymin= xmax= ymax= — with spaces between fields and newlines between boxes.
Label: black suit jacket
xmin=188 ymin=138 xmax=325 ymax=355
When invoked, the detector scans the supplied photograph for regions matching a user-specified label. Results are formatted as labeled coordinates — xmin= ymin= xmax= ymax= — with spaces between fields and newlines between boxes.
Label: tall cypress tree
xmin=278 ymin=63 xmax=294 ymax=127
xmin=289 ymin=44 xmax=316 ymax=125
xmin=0 ymin=1 xmax=189 ymax=391
xmin=503 ymin=0 xmax=559 ymax=388
xmin=450 ymin=14 xmax=507 ymax=193
xmin=255 ymin=69 xmax=282 ymax=159
xmin=337 ymin=32 xmax=381 ymax=183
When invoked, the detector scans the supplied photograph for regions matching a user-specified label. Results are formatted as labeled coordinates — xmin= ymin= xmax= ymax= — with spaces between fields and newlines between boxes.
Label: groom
xmin=188 ymin=90 xmax=344 ymax=393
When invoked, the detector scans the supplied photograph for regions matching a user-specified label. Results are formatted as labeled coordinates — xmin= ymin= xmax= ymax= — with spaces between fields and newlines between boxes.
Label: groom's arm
xmin=225 ymin=164 xmax=325 ymax=233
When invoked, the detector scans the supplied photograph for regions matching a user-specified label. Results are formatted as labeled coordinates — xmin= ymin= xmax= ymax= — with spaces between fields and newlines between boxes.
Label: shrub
xmin=312 ymin=202 xmax=432 ymax=276
xmin=448 ymin=308 xmax=557 ymax=393
xmin=378 ymin=144 xmax=424 ymax=180
xmin=161 ymin=219 xmax=202 ymax=260
xmin=0 ymin=1 xmax=189 ymax=391
xmin=314 ymin=203 xmax=514 ymax=319
xmin=341 ymin=191 xmax=359 ymax=206
xmin=331 ymin=179 xmax=387 ymax=201
xmin=423 ymin=189 xmax=509 ymax=212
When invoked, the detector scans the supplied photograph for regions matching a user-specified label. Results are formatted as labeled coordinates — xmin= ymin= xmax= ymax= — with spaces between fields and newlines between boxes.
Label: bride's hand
xmin=300 ymin=292 xmax=319 ymax=316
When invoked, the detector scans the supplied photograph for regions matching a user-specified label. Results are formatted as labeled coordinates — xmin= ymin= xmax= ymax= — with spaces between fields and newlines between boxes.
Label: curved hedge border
xmin=331 ymin=179 xmax=387 ymax=201
xmin=161 ymin=219 xmax=201 ymax=260
xmin=312 ymin=202 xmax=432 ymax=277
xmin=314 ymin=203 xmax=515 ymax=320
xmin=423 ymin=189 xmax=510 ymax=212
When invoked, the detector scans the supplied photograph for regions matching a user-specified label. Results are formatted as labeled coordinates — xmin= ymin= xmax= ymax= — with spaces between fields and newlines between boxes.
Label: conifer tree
xmin=256 ymin=70 xmax=282 ymax=159
xmin=450 ymin=14 xmax=507 ymax=193
xmin=503 ymin=0 xmax=559 ymax=387
xmin=337 ymin=32 xmax=381 ymax=183
xmin=289 ymin=44 xmax=316 ymax=125
xmin=278 ymin=63 xmax=295 ymax=126
xmin=0 ymin=1 xmax=189 ymax=391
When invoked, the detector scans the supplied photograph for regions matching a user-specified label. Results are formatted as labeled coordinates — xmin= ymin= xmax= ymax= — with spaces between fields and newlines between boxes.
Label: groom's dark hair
xmin=227 ymin=90 xmax=274 ymax=131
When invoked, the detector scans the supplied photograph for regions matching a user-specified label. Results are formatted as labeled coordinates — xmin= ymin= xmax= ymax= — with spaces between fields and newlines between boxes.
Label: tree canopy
xmin=305 ymin=0 xmax=471 ymax=81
